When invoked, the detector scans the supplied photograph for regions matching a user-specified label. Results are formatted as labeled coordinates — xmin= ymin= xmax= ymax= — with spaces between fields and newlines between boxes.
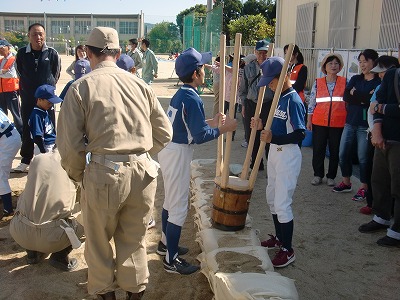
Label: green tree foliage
xmin=176 ymin=4 xmax=207 ymax=43
xmin=1 ymin=31 xmax=27 ymax=48
xmin=176 ymin=1 xmax=276 ymax=47
xmin=228 ymin=14 xmax=275 ymax=45
xmin=147 ymin=22 xmax=182 ymax=53
xmin=214 ymin=0 xmax=243 ymax=44
xmin=242 ymin=0 xmax=276 ymax=25
xmin=265 ymin=0 xmax=276 ymax=25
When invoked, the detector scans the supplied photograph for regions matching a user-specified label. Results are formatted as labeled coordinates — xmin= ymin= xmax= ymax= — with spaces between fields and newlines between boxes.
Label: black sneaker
xmin=163 ymin=256 xmax=200 ymax=275
xmin=156 ymin=241 xmax=189 ymax=256
xmin=377 ymin=236 xmax=400 ymax=248
xmin=359 ymin=220 xmax=390 ymax=233
xmin=49 ymin=256 xmax=78 ymax=272
xmin=26 ymin=250 xmax=46 ymax=264
xmin=2 ymin=209 xmax=14 ymax=218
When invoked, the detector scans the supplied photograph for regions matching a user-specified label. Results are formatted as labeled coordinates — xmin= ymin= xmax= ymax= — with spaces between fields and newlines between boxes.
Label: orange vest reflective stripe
xmin=312 ymin=76 xmax=347 ymax=127
xmin=0 ymin=55 xmax=19 ymax=93
xmin=290 ymin=64 xmax=305 ymax=102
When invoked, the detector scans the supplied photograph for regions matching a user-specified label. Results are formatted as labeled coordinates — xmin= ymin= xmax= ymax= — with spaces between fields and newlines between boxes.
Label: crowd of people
xmin=0 ymin=22 xmax=399 ymax=299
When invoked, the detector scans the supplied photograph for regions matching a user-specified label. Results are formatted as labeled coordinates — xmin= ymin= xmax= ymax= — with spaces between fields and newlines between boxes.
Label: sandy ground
xmin=1 ymin=54 xmax=400 ymax=300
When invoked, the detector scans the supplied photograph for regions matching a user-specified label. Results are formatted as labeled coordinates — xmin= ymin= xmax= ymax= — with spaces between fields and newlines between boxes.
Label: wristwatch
xmin=374 ymin=103 xmax=379 ymax=113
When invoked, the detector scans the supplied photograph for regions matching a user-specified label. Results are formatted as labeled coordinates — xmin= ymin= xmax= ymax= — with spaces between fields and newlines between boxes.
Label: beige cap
xmin=86 ymin=27 xmax=120 ymax=50
xmin=321 ymin=53 xmax=344 ymax=75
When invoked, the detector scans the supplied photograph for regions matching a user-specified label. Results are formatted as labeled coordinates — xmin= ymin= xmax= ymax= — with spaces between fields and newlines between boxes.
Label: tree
xmin=243 ymin=0 xmax=269 ymax=19
xmin=176 ymin=4 xmax=207 ymax=43
xmin=214 ymin=0 xmax=243 ymax=44
xmin=1 ymin=31 xmax=26 ymax=48
xmin=147 ymin=22 xmax=182 ymax=53
xmin=242 ymin=0 xmax=276 ymax=25
xmin=228 ymin=14 xmax=275 ymax=46
xmin=265 ymin=0 xmax=276 ymax=25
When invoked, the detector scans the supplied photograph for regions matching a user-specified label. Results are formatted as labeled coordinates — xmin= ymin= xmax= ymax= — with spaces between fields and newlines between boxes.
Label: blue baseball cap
xmin=175 ymin=48 xmax=212 ymax=78
xmin=0 ymin=39 xmax=11 ymax=47
xmin=116 ymin=54 xmax=135 ymax=72
xmin=74 ymin=58 xmax=91 ymax=79
xmin=34 ymin=84 xmax=63 ymax=104
xmin=255 ymin=40 xmax=269 ymax=51
xmin=257 ymin=56 xmax=285 ymax=87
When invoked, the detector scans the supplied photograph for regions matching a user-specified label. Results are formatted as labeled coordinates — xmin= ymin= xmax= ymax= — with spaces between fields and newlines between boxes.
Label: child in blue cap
xmin=157 ymin=47 xmax=237 ymax=275
xmin=29 ymin=84 xmax=63 ymax=154
xmin=253 ymin=56 xmax=306 ymax=267
xmin=116 ymin=54 xmax=135 ymax=74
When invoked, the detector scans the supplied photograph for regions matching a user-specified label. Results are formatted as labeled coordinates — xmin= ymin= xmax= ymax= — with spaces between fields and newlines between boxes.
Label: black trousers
xmin=244 ymin=99 xmax=272 ymax=168
xmin=372 ymin=144 xmax=400 ymax=232
xmin=20 ymin=90 xmax=55 ymax=164
xmin=0 ymin=91 xmax=23 ymax=135
xmin=312 ymin=125 xmax=343 ymax=179
xmin=365 ymin=135 xmax=375 ymax=207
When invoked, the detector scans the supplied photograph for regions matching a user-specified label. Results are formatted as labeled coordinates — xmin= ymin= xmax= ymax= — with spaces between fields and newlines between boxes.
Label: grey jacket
xmin=239 ymin=60 xmax=273 ymax=103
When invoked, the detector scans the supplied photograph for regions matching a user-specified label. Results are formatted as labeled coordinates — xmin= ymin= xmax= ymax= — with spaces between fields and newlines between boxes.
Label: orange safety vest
xmin=0 ymin=55 xmax=19 ymax=93
xmin=312 ymin=76 xmax=347 ymax=128
xmin=290 ymin=64 xmax=305 ymax=102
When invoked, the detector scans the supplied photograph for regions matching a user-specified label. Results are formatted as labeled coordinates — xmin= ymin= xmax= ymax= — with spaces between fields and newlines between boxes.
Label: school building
xmin=0 ymin=12 xmax=145 ymax=47
xmin=275 ymin=0 xmax=400 ymax=50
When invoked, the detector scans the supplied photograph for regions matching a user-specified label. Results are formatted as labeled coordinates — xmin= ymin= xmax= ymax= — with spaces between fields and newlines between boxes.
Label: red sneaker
xmin=272 ymin=248 xmax=296 ymax=268
xmin=359 ymin=205 xmax=372 ymax=215
xmin=261 ymin=234 xmax=282 ymax=249
xmin=352 ymin=188 xmax=367 ymax=201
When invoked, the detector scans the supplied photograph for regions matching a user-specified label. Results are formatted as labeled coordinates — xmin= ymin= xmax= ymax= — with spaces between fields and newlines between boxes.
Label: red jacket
xmin=0 ymin=55 xmax=19 ymax=93
xmin=312 ymin=76 xmax=346 ymax=127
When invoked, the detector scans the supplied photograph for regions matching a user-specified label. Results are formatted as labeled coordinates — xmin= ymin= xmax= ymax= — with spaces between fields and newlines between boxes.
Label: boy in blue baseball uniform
xmin=0 ymin=108 xmax=21 ymax=218
xmin=29 ymin=84 xmax=62 ymax=154
xmin=158 ymin=47 xmax=237 ymax=275
xmin=254 ymin=57 xmax=306 ymax=268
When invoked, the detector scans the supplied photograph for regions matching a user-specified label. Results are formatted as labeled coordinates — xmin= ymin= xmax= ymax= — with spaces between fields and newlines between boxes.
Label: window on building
xmin=328 ymin=0 xmax=358 ymax=48
xmin=4 ymin=20 xmax=25 ymax=32
xmin=75 ymin=20 xmax=91 ymax=35
xmin=96 ymin=20 xmax=116 ymax=28
xmin=295 ymin=2 xmax=317 ymax=48
xmin=379 ymin=0 xmax=400 ymax=48
xmin=51 ymin=20 xmax=71 ymax=35
xmin=119 ymin=21 xmax=138 ymax=35
xmin=28 ymin=19 xmax=45 ymax=27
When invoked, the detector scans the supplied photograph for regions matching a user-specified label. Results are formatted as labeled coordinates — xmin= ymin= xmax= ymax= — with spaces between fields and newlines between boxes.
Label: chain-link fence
xmin=183 ymin=5 xmax=223 ymax=55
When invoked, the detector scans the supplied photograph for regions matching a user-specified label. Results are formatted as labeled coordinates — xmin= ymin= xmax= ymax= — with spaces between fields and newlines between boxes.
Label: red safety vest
xmin=312 ymin=76 xmax=347 ymax=128
xmin=0 ymin=55 xmax=19 ymax=93
xmin=290 ymin=64 xmax=305 ymax=102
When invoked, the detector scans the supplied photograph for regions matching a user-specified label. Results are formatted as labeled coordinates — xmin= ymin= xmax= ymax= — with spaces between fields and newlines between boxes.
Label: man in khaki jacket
xmin=9 ymin=150 xmax=84 ymax=271
xmin=56 ymin=27 xmax=172 ymax=300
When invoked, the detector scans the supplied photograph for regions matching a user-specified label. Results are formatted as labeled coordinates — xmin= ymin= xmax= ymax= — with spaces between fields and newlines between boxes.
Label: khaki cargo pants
xmin=82 ymin=154 xmax=158 ymax=295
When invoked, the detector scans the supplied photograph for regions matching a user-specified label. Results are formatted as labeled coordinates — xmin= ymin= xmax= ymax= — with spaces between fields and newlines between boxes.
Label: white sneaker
xmin=147 ymin=217 xmax=156 ymax=229
xmin=311 ymin=176 xmax=322 ymax=185
xmin=327 ymin=178 xmax=335 ymax=186
xmin=241 ymin=140 xmax=248 ymax=148
xmin=13 ymin=163 xmax=29 ymax=173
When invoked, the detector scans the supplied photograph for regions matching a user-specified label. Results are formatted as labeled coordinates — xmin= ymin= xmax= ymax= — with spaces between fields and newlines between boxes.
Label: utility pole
xmin=207 ymin=0 xmax=213 ymax=12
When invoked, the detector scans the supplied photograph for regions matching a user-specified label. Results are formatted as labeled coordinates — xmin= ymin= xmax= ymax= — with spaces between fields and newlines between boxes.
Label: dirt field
xmin=1 ymin=54 xmax=399 ymax=300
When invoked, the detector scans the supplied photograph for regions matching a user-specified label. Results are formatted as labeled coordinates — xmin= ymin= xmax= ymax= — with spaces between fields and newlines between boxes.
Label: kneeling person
xmin=10 ymin=150 xmax=84 ymax=271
